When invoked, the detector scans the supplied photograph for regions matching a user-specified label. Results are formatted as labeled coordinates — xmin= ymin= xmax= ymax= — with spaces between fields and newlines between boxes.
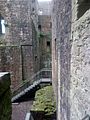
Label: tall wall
xmin=0 ymin=0 xmax=39 ymax=90
xmin=52 ymin=0 xmax=72 ymax=119
xmin=0 ymin=46 xmax=22 ymax=89
xmin=38 ymin=15 xmax=51 ymax=69
xmin=0 ymin=0 xmax=11 ymax=42
xmin=51 ymin=0 xmax=58 ymax=103
xmin=70 ymin=0 xmax=90 ymax=119
xmin=52 ymin=0 xmax=90 ymax=120
xmin=8 ymin=0 xmax=32 ymax=45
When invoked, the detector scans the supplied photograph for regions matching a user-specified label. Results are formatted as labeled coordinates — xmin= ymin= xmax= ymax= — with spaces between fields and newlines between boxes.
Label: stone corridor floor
xmin=12 ymin=101 xmax=33 ymax=120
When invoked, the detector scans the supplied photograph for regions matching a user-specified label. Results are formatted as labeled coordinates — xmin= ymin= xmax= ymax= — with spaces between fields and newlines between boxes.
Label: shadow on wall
xmin=77 ymin=0 xmax=90 ymax=19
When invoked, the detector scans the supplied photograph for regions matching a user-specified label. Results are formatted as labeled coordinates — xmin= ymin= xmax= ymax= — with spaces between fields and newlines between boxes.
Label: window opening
xmin=0 ymin=15 xmax=5 ymax=35
xmin=47 ymin=41 xmax=50 ymax=47
xmin=32 ymin=8 xmax=35 ymax=12
xmin=38 ymin=25 xmax=41 ymax=31
xmin=1 ymin=20 xmax=5 ymax=34
xmin=55 ymin=39 xmax=57 ymax=60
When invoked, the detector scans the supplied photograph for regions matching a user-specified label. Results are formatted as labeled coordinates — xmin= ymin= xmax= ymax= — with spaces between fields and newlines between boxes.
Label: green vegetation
xmin=37 ymin=32 xmax=51 ymax=40
xmin=32 ymin=85 xmax=56 ymax=115
xmin=0 ymin=90 xmax=12 ymax=120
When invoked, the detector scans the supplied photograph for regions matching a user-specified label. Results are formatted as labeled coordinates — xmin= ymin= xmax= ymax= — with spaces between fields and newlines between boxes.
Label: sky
xmin=1 ymin=20 xmax=5 ymax=34
xmin=38 ymin=0 xmax=52 ymax=2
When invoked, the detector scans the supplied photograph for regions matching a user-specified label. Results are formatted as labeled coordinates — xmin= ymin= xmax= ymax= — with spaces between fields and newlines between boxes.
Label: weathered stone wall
xmin=0 ymin=46 xmax=35 ymax=90
xmin=7 ymin=0 xmax=32 ymax=45
xmin=32 ymin=21 xmax=40 ymax=73
xmin=70 ymin=2 xmax=90 ymax=119
xmin=31 ymin=0 xmax=38 ymax=31
xmin=38 ymin=15 xmax=51 ymax=69
xmin=52 ymin=0 xmax=90 ymax=120
xmin=0 ymin=72 xmax=11 ymax=120
xmin=5 ymin=0 xmax=38 ymax=46
xmin=52 ymin=0 xmax=72 ymax=119
xmin=0 ymin=0 xmax=9 ymax=18
xmin=0 ymin=0 xmax=39 ymax=90
xmin=38 ymin=15 xmax=51 ymax=34
xmin=21 ymin=45 xmax=34 ymax=80
xmin=0 ymin=46 xmax=22 ymax=89
xmin=0 ymin=0 xmax=10 ymax=43
xmin=51 ymin=0 xmax=58 ymax=102
xmin=8 ymin=0 xmax=38 ymax=78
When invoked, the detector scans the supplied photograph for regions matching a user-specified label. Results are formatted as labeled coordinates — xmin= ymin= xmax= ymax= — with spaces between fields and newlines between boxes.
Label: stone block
xmin=0 ymin=72 xmax=10 ymax=95
xmin=0 ymin=72 xmax=11 ymax=120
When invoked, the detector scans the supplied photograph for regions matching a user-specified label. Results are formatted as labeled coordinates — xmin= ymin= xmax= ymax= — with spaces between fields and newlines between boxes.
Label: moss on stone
xmin=0 ymin=89 xmax=12 ymax=120
xmin=32 ymin=85 xmax=56 ymax=115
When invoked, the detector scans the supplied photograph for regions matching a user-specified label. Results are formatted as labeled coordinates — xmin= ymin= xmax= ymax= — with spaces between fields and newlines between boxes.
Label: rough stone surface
xmin=0 ymin=0 xmax=51 ymax=91
xmin=51 ymin=0 xmax=58 ymax=102
xmin=0 ymin=46 xmax=22 ymax=89
xmin=52 ymin=0 xmax=90 ymax=120
xmin=0 ymin=0 xmax=39 ymax=90
xmin=38 ymin=15 xmax=51 ymax=69
xmin=7 ymin=0 xmax=32 ymax=45
xmin=52 ymin=0 xmax=71 ymax=120
xmin=0 ymin=72 xmax=11 ymax=120
xmin=70 ymin=9 xmax=90 ymax=120
xmin=12 ymin=101 xmax=33 ymax=120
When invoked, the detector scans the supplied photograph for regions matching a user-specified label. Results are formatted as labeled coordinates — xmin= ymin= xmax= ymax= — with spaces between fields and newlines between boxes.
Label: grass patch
xmin=32 ymin=85 xmax=56 ymax=115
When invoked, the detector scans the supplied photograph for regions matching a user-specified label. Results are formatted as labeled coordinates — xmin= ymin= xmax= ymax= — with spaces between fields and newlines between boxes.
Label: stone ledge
xmin=0 ymin=72 xmax=11 ymax=96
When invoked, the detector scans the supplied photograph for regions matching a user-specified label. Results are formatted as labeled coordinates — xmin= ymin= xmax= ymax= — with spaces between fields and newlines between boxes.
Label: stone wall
xmin=0 ymin=46 xmax=35 ymax=90
xmin=0 ymin=0 xmax=9 ymax=18
xmin=0 ymin=0 xmax=11 ymax=42
xmin=51 ymin=0 xmax=58 ymax=102
xmin=0 ymin=72 xmax=11 ymax=120
xmin=21 ymin=45 xmax=34 ymax=80
xmin=52 ymin=0 xmax=72 ymax=119
xmin=38 ymin=15 xmax=51 ymax=34
xmin=0 ymin=46 xmax=22 ymax=90
xmin=5 ymin=0 xmax=38 ymax=46
xmin=7 ymin=0 xmax=32 ymax=45
xmin=52 ymin=0 xmax=90 ymax=120
xmin=70 ymin=1 xmax=90 ymax=120
xmin=0 ymin=0 xmax=39 ymax=90
xmin=38 ymin=15 xmax=51 ymax=69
